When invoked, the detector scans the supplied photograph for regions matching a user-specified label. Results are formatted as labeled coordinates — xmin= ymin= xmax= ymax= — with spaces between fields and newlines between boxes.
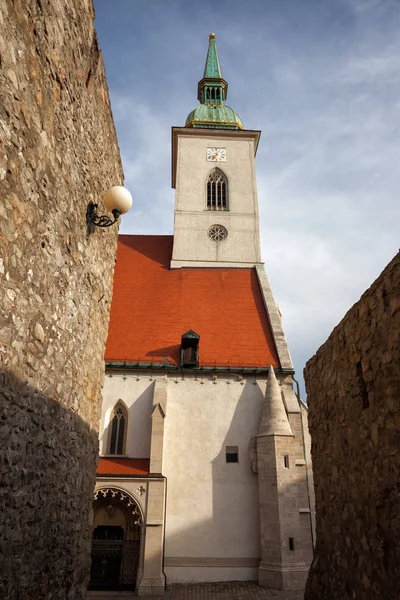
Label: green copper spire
xmin=197 ymin=33 xmax=227 ymax=105
xmin=203 ymin=32 xmax=222 ymax=78
xmin=185 ymin=33 xmax=243 ymax=130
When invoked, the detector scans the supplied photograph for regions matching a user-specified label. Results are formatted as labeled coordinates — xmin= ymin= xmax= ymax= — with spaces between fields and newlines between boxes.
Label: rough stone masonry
xmin=304 ymin=251 xmax=400 ymax=600
xmin=0 ymin=1 xmax=123 ymax=598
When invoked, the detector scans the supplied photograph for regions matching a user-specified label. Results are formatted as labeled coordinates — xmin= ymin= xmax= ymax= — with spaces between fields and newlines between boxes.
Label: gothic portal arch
xmin=89 ymin=487 xmax=144 ymax=590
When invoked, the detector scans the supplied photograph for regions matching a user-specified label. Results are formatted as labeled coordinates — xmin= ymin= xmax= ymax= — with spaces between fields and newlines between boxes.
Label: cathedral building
xmin=89 ymin=34 xmax=314 ymax=596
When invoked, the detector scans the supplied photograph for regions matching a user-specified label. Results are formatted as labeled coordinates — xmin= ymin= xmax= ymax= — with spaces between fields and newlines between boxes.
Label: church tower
xmin=95 ymin=33 xmax=315 ymax=596
xmin=171 ymin=33 xmax=261 ymax=268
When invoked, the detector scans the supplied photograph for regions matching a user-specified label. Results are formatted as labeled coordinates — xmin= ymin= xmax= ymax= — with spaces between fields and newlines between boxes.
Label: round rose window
xmin=208 ymin=224 xmax=228 ymax=242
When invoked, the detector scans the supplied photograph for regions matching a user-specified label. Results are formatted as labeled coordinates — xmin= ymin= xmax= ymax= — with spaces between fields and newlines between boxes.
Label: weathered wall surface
xmin=0 ymin=1 xmax=123 ymax=598
xmin=304 ymin=252 xmax=400 ymax=600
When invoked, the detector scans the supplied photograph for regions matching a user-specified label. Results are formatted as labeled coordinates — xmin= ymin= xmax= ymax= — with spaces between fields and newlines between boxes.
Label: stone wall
xmin=304 ymin=252 xmax=400 ymax=600
xmin=0 ymin=1 xmax=123 ymax=598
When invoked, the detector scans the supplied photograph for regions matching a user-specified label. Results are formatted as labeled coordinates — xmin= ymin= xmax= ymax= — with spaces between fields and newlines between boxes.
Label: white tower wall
xmin=171 ymin=128 xmax=262 ymax=268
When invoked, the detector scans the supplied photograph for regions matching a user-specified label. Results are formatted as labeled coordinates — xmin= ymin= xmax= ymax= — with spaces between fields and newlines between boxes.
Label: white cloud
xmin=110 ymin=95 xmax=176 ymax=234
xmin=345 ymin=0 xmax=388 ymax=14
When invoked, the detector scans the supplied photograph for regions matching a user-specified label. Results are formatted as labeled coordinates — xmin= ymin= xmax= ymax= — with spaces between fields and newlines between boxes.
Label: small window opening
xmin=226 ymin=446 xmax=239 ymax=463
xmin=180 ymin=330 xmax=200 ymax=367
xmin=183 ymin=346 xmax=197 ymax=364
xmin=284 ymin=455 xmax=290 ymax=469
xmin=206 ymin=168 xmax=228 ymax=210
xmin=289 ymin=537 xmax=295 ymax=551
xmin=109 ymin=404 xmax=127 ymax=455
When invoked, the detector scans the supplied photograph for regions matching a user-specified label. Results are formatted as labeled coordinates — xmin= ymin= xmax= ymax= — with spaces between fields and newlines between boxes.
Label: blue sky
xmin=94 ymin=0 xmax=400 ymax=397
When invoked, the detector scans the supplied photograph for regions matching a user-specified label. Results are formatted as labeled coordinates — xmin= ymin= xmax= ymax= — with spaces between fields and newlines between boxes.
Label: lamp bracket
xmin=86 ymin=201 xmax=121 ymax=234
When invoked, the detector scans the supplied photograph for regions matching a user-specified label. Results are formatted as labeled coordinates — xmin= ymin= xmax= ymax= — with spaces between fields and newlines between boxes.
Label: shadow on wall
xmin=210 ymin=381 xmax=262 ymax=560
xmin=164 ymin=379 xmax=312 ymax=585
xmin=163 ymin=381 xmax=261 ymax=578
xmin=0 ymin=369 xmax=98 ymax=600
xmin=118 ymin=235 xmax=173 ymax=271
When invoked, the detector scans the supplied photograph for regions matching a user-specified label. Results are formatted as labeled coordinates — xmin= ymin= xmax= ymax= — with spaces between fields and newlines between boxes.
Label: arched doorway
xmin=89 ymin=487 xmax=143 ymax=590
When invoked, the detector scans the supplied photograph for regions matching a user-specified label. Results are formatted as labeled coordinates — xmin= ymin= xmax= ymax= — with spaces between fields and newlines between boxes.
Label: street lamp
xmin=86 ymin=186 xmax=132 ymax=233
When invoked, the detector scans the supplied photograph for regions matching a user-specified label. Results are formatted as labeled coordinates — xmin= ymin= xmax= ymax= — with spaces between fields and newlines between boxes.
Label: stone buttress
xmin=137 ymin=378 xmax=168 ymax=596
xmin=256 ymin=367 xmax=314 ymax=590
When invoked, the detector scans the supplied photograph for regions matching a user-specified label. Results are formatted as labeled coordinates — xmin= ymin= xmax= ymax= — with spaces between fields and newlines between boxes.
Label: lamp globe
xmin=103 ymin=186 xmax=132 ymax=215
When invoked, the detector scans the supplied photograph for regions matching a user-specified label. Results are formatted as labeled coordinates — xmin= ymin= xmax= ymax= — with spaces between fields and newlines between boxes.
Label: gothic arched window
xmin=206 ymin=169 xmax=228 ymax=211
xmin=109 ymin=402 xmax=127 ymax=455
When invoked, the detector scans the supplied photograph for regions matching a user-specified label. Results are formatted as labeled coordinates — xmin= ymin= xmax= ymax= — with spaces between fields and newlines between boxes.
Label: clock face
xmin=206 ymin=147 xmax=226 ymax=162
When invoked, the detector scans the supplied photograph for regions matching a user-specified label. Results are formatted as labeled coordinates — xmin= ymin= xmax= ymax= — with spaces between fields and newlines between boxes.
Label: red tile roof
xmin=105 ymin=235 xmax=279 ymax=368
xmin=97 ymin=457 xmax=150 ymax=476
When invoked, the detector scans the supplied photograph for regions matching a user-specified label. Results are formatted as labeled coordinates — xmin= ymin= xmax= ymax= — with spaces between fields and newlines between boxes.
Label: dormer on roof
xmin=181 ymin=330 xmax=200 ymax=367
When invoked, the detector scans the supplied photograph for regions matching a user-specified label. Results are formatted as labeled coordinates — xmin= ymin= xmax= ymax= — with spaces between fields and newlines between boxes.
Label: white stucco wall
xmin=100 ymin=370 xmax=271 ymax=583
xmin=162 ymin=373 xmax=265 ymax=579
xmin=100 ymin=373 xmax=154 ymax=457
xmin=171 ymin=130 xmax=261 ymax=267
xmin=165 ymin=565 xmax=258 ymax=583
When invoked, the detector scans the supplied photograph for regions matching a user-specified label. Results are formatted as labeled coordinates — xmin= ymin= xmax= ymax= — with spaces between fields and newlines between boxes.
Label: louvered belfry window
xmin=206 ymin=169 xmax=228 ymax=210
xmin=109 ymin=404 xmax=127 ymax=455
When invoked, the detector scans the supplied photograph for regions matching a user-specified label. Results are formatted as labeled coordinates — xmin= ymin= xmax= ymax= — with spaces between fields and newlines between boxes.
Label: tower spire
xmin=203 ymin=33 xmax=222 ymax=78
xmin=185 ymin=33 xmax=243 ymax=130
xmin=197 ymin=33 xmax=228 ymax=105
